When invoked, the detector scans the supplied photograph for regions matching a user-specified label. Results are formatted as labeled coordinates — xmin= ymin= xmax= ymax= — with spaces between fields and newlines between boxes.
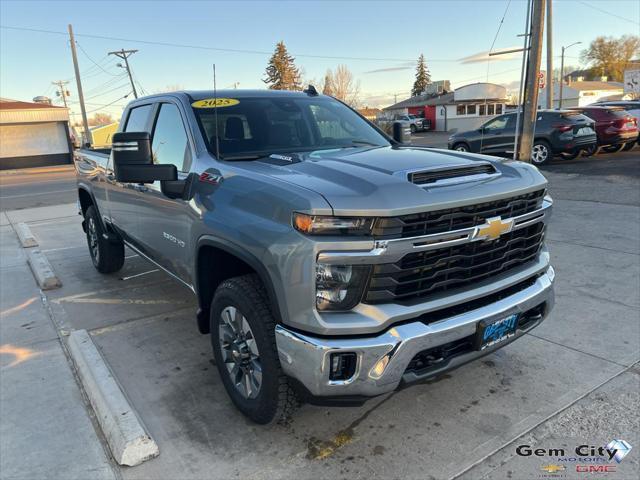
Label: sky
xmin=1 ymin=0 xmax=638 ymax=123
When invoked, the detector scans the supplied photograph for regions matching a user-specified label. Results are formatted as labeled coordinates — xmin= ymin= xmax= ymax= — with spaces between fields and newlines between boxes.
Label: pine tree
xmin=322 ymin=70 xmax=334 ymax=96
xmin=263 ymin=41 xmax=302 ymax=91
xmin=411 ymin=54 xmax=431 ymax=97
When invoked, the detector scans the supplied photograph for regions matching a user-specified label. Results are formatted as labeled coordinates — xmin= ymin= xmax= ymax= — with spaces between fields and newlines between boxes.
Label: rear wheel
xmin=410 ymin=124 xmax=417 ymax=134
xmin=84 ymin=205 xmax=124 ymax=274
xmin=531 ymin=140 xmax=552 ymax=165
xmin=210 ymin=274 xmax=297 ymax=424
xmin=602 ymin=144 xmax=624 ymax=154
xmin=622 ymin=142 xmax=636 ymax=152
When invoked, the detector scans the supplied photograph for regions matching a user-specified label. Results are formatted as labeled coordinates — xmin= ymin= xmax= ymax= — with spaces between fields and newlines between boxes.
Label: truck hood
xmin=237 ymin=146 xmax=547 ymax=216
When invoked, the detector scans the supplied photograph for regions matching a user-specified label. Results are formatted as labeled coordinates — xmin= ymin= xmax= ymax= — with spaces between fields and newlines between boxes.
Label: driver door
xmin=479 ymin=114 xmax=514 ymax=154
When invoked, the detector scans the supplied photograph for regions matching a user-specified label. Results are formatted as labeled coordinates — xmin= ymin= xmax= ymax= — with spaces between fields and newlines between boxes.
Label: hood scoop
xmin=408 ymin=162 xmax=498 ymax=186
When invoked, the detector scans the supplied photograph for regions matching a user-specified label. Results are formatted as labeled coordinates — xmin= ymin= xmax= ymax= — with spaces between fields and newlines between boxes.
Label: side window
xmin=484 ymin=115 xmax=508 ymax=131
xmin=151 ymin=103 xmax=191 ymax=172
xmin=124 ymin=105 xmax=152 ymax=132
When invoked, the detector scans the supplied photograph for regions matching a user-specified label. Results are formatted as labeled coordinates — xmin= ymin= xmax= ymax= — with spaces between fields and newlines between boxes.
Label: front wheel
xmin=410 ymin=124 xmax=417 ymax=134
xmin=582 ymin=144 xmax=599 ymax=157
xmin=453 ymin=143 xmax=469 ymax=152
xmin=84 ymin=205 xmax=124 ymax=273
xmin=210 ymin=274 xmax=297 ymax=424
xmin=531 ymin=140 xmax=552 ymax=165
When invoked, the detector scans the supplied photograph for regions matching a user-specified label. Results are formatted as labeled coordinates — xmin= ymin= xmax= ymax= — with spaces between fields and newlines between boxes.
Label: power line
xmin=76 ymin=42 xmax=123 ymax=76
xmin=84 ymin=92 xmax=132 ymax=113
xmin=579 ymin=1 xmax=640 ymax=26
xmin=0 ymin=25 xmax=461 ymax=63
xmin=84 ymin=80 xmax=131 ymax=100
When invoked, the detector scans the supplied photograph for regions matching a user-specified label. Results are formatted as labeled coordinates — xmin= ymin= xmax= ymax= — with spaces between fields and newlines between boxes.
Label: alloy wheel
xmin=218 ymin=306 xmax=262 ymax=399
xmin=87 ymin=217 xmax=99 ymax=264
xmin=531 ymin=144 xmax=549 ymax=164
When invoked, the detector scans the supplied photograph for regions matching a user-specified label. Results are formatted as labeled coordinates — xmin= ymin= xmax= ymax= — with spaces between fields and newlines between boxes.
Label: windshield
xmin=192 ymin=95 xmax=390 ymax=159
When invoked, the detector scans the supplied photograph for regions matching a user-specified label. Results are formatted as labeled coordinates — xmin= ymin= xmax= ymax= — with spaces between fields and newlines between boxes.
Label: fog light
xmin=329 ymin=352 xmax=357 ymax=381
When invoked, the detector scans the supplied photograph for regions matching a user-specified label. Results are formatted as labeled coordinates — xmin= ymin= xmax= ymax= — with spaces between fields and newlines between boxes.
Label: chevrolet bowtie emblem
xmin=540 ymin=464 xmax=565 ymax=473
xmin=476 ymin=216 xmax=514 ymax=241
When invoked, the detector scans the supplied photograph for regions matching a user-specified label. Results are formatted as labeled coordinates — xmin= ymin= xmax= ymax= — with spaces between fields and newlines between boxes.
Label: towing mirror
xmin=112 ymin=131 xmax=177 ymax=183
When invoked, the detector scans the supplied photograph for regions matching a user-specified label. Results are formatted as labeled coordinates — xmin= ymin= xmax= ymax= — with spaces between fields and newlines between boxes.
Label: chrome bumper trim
xmin=318 ymin=199 xmax=552 ymax=265
xmin=276 ymin=266 xmax=554 ymax=397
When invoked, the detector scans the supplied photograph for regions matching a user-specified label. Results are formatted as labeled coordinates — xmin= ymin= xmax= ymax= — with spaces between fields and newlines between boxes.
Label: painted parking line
xmin=120 ymin=270 xmax=159 ymax=281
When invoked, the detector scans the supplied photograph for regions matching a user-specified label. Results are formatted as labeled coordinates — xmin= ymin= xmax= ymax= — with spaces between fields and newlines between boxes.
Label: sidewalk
xmin=0 ymin=214 xmax=116 ymax=480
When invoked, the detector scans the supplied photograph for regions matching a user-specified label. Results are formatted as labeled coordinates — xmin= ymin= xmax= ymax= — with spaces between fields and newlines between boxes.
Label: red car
xmin=568 ymin=106 xmax=638 ymax=154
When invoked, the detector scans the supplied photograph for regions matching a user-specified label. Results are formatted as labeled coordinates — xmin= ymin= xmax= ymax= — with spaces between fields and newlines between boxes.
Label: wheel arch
xmin=194 ymin=235 xmax=285 ymax=335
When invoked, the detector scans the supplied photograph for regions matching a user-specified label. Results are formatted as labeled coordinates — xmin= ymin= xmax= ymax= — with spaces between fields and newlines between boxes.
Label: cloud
xmin=364 ymin=66 xmax=413 ymax=74
xmin=459 ymin=47 xmax=523 ymax=64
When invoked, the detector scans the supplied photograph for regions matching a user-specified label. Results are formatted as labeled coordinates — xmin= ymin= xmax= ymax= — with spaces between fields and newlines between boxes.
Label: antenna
xmin=213 ymin=64 xmax=221 ymax=160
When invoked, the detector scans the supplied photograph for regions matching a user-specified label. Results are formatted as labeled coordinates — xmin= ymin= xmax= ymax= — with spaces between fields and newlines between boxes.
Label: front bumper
xmin=276 ymin=266 xmax=554 ymax=397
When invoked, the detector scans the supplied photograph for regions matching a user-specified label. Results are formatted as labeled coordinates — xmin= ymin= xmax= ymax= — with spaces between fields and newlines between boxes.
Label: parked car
xmin=584 ymin=102 xmax=640 ymax=151
xmin=394 ymin=114 xmax=424 ymax=133
xmin=408 ymin=114 xmax=430 ymax=131
xmin=75 ymin=89 xmax=554 ymax=424
xmin=447 ymin=110 xmax=596 ymax=165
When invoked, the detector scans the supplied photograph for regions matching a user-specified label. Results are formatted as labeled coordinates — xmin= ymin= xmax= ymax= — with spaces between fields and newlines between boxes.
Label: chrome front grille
xmin=364 ymin=222 xmax=545 ymax=304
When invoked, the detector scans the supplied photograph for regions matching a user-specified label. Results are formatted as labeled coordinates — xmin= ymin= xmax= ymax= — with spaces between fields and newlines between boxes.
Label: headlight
xmin=316 ymin=263 xmax=370 ymax=311
xmin=293 ymin=213 xmax=374 ymax=236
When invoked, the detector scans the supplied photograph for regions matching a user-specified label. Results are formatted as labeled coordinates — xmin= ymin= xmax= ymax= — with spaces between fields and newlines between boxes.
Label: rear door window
xmin=124 ymin=105 xmax=153 ymax=132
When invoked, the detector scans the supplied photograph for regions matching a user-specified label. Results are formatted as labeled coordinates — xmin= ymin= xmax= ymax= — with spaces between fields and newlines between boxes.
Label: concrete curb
xmin=15 ymin=222 xmax=38 ymax=248
xmin=67 ymin=329 xmax=159 ymax=467
xmin=27 ymin=249 xmax=61 ymax=290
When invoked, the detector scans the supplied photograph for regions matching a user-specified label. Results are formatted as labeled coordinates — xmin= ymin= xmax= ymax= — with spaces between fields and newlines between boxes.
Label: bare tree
xmin=581 ymin=35 xmax=640 ymax=82
xmin=88 ymin=113 xmax=115 ymax=126
xmin=328 ymin=65 xmax=360 ymax=107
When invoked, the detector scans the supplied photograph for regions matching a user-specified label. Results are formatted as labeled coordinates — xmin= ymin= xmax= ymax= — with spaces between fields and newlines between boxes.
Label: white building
xmin=538 ymin=81 xmax=626 ymax=108
xmin=383 ymin=82 xmax=508 ymax=132
xmin=0 ymin=98 xmax=72 ymax=170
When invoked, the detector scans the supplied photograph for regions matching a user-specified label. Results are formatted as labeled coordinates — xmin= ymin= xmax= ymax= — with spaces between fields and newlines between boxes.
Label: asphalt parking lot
xmin=1 ymin=148 xmax=639 ymax=480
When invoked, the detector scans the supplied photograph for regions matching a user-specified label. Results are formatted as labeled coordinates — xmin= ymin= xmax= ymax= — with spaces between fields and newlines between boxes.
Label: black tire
xmin=452 ymin=143 xmax=469 ymax=152
xmin=602 ymin=144 xmax=624 ymax=154
xmin=210 ymin=274 xmax=297 ymax=424
xmin=582 ymin=144 xmax=599 ymax=157
xmin=622 ymin=142 xmax=636 ymax=152
xmin=84 ymin=205 xmax=124 ymax=274
xmin=410 ymin=124 xmax=417 ymax=134
xmin=559 ymin=150 xmax=580 ymax=160
xmin=531 ymin=139 xmax=552 ymax=165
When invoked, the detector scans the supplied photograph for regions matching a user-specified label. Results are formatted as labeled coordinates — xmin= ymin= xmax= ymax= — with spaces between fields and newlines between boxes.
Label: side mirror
xmin=112 ymin=131 xmax=177 ymax=183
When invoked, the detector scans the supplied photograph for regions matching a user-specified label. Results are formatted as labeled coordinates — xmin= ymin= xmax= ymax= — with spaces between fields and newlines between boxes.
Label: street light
xmin=558 ymin=41 xmax=582 ymax=109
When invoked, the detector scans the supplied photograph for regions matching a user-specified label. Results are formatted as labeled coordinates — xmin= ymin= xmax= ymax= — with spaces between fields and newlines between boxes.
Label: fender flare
xmin=195 ymin=235 xmax=286 ymax=326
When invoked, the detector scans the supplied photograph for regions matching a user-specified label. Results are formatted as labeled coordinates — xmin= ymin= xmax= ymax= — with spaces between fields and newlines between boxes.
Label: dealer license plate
xmin=475 ymin=314 xmax=519 ymax=350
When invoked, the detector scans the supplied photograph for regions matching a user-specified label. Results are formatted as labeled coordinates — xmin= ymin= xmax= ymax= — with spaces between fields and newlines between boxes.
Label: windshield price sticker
xmin=192 ymin=98 xmax=240 ymax=108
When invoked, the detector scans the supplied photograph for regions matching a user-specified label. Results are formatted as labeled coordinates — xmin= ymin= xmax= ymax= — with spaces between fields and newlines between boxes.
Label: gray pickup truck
xmin=75 ymin=89 xmax=555 ymax=424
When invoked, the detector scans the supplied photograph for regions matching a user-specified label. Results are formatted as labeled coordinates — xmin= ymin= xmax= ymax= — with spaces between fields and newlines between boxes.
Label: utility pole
xmin=108 ymin=49 xmax=139 ymax=98
xmin=545 ymin=0 xmax=553 ymax=109
xmin=52 ymin=80 xmax=70 ymax=108
xmin=518 ymin=0 xmax=546 ymax=163
xmin=68 ymin=24 xmax=91 ymax=146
